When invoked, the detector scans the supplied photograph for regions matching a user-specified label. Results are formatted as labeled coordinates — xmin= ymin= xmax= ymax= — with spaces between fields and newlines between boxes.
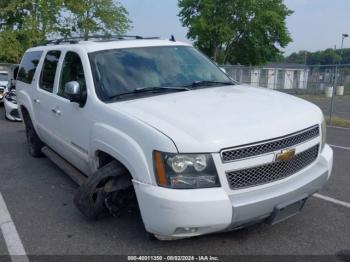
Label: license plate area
xmin=266 ymin=198 xmax=307 ymax=225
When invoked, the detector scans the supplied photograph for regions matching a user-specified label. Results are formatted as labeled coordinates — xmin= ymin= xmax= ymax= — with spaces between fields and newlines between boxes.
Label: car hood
xmin=110 ymin=85 xmax=323 ymax=152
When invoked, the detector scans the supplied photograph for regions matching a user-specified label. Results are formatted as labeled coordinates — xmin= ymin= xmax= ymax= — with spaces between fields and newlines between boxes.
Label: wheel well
xmin=96 ymin=151 xmax=114 ymax=168
xmin=96 ymin=151 xmax=132 ymax=178
xmin=20 ymin=106 xmax=30 ymax=123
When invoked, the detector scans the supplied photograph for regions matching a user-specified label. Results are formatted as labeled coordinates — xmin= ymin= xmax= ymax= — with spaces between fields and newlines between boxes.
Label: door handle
xmin=33 ymin=99 xmax=40 ymax=104
xmin=51 ymin=108 xmax=61 ymax=116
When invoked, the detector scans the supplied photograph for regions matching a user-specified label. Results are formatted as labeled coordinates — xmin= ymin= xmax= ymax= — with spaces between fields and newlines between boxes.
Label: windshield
xmin=89 ymin=46 xmax=233 ymax=101
xmin=0 ymin=73 xmax=8 ymax=82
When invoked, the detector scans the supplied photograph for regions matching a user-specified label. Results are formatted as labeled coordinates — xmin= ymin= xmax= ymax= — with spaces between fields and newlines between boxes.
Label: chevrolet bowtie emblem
xmin=276 ymin=148 xmax=296 ymax=162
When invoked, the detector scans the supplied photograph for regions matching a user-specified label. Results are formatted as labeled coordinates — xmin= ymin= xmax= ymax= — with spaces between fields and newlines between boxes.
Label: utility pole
xmin=329 ymin=33 xmax=348 ymax=124
xmin=340 ymin=34 xmax=349 ymax=58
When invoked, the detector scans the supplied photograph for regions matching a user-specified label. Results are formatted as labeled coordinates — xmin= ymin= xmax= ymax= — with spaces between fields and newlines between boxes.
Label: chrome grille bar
xmin=221 ymin=125 xmax=319 ymax=162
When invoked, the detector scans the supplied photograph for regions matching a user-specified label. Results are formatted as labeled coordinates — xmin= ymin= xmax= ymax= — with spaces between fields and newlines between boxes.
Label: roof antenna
xmin=170 ymin=35 xmax=176 ymax=42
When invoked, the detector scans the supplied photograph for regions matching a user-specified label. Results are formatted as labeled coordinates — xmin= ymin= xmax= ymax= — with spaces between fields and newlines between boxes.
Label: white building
xmin=223 ymin=63 xmax=310 ymax=90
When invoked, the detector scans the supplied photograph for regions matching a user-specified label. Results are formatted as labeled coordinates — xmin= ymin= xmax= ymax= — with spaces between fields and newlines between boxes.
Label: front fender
xmin=90 ymin=122 xmax=177 ymax=185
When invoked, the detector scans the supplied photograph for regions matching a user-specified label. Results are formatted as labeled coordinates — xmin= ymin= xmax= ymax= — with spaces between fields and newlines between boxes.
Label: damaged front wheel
xmin=74 ymin=160 xmax=135 ymax=220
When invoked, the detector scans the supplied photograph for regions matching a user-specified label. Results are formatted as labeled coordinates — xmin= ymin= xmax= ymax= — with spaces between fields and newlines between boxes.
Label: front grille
xmin=221 ymin=125 xmax=319 ymax=162
xmin=226 ymin=144 xmax=319 ymax=190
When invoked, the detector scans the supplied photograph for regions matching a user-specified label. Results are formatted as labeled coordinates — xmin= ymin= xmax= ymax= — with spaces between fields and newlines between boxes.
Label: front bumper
xmin=133 ymin=145 xmax=333 ymax=239
xmin=4 ymin=99 xmax=21 ymax=121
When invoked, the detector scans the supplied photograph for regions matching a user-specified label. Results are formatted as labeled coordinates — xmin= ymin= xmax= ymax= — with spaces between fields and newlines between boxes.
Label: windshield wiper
xmin=184 ymin=80 xmax=234 ymax=88
xmin=135 ymin=86 xmax=190 ymax=92
xmin=109 ymin=86 xmax=190 ymax=100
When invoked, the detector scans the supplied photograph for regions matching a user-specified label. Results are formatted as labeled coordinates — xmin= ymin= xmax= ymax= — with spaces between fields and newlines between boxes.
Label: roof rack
xmin=35 ymin=35 xmax=161 ymax=46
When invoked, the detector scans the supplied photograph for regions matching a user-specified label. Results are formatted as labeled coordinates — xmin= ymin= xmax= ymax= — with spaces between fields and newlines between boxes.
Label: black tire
xmin=147 ymin=233 xmax=158 ymax=241
xmin=74 ymin=160 xmax=131 ymax=220
xmin=24 ymin=115 xmax=44 ymax=157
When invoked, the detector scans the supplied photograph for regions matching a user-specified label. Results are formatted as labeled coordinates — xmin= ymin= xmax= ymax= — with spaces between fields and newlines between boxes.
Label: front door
xmin=52 ymin=51 xmax=91 ymax=174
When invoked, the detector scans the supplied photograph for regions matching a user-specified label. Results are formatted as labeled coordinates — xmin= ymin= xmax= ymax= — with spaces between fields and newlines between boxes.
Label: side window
xmin=39 ymin=50 xmax=61 ymax=93
xmin=17 ymin=51 xmax=43 ymax=84
xmin=58 ymin=51 xmax=86 ymax=98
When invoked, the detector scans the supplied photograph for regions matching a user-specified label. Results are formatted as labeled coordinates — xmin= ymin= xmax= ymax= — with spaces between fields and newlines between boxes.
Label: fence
xmin=0 ymin=63 xmax=12 ymax=72
xmin=222 ymin=64 xmax=350 ymax=127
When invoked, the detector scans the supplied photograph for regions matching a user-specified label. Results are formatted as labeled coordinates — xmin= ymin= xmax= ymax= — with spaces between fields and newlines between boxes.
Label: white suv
xmin=17 ymin=36 xmax=333 ymax=240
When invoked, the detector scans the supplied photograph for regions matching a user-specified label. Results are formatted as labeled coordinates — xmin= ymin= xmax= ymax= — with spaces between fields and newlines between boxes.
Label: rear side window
xmin=39 ymin=50 xmax=61 ymax=93
xmin=17 ymin=51 xmax=43 ymax=84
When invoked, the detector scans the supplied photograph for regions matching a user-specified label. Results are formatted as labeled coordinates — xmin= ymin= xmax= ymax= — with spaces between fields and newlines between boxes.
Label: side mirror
xmin=64 ymin=81 xmax=86 ymax=107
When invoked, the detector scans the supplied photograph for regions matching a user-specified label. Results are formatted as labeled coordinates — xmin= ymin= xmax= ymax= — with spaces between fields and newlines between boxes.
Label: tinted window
xmin=89 ymin=46 xmax=232 ymax=101
xmin=17 ymin=51 xmax=43 ymax=84
xmin=58 ymin=52 xmax=86 ymax=98
xmin=39 ymin=51 xmax=61 ymax=92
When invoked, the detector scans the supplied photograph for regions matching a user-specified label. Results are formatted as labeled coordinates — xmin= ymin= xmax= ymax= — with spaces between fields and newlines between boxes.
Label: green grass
xmin=296 ymin=94 xmax=329 ymax=100
xmin=326 ymin=116 xmax=350 ymax=128
xmin=296 ymin=94 xmax=350 ymax=100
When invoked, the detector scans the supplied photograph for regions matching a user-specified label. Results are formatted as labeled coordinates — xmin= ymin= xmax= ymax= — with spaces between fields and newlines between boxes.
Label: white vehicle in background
xmin=4 ymin=88 xmax=21 ymax=121
xmin=0 ymin=70 xmax=8 ymax=103
xmin=4 ymin=65 xmax=21 ymax=121
xmin=17 ymin=36 xmax=333 ymax=240
xmin=6 ymin=64 xmax=19 ymax=90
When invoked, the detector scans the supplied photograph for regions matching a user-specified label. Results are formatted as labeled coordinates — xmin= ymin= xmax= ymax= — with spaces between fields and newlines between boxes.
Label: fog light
xmin=174 ymin=227 xmax=198 ymax=234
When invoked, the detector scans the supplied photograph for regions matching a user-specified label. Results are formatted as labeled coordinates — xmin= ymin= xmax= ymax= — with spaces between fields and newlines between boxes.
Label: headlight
xmin=153 ymin=151 xmax=220 ymax=189
xmin=321 ymin=117 xmax=326 ymax=150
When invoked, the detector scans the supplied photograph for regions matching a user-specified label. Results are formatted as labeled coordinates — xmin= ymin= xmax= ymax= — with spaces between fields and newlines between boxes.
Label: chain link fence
xmin=222 ymin=64 xmax=350 ymax=127
xmin=0 ymin=63 xmax=12 ymax=72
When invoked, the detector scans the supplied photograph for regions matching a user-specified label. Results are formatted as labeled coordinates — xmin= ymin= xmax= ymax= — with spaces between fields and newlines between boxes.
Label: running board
xmin=41 ymin=146 xmax=87 ymax=186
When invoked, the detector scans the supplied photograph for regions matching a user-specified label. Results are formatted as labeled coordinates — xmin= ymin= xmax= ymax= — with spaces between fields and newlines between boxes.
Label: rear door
xmin=33 ymin=50 xmax=62 ymax=150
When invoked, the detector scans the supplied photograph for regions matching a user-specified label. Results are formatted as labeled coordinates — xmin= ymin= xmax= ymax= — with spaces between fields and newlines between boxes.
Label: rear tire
xmin=24 ymin=115 xmax=44 ymax=157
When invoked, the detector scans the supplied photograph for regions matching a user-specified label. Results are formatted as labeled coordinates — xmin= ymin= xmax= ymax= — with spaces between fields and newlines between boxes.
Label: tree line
xmin=0 ymin=0 xmax=131 ymax=63
xmin=284 ymin=48 xmax=350 ymax=65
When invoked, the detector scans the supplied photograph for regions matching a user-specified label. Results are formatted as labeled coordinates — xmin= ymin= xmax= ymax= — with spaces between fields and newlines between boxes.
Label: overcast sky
xmin=118 ymin=0 xmax=350 ymax=55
